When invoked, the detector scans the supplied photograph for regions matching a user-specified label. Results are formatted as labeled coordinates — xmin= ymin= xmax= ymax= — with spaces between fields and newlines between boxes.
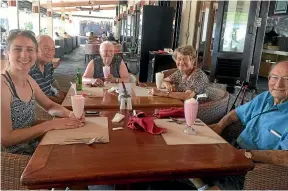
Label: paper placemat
xmin=104 ymin=83 xmax=118 ymax=89
xmin=81 ymin=86 xmax=104 ymax=97
xmin=40 ymin=117 xmax=109 ymax=145
xmin=154 ymin=119 xmax=227 ymax=145
xmin=66 ymin=86 xmax=103 ymax=97
xmin=133 ymin=86 xmax=152 ymax=97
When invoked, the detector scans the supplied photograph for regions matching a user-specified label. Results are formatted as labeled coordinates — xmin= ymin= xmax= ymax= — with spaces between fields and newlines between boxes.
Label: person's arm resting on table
xmin=82 ymin=59 xmax=95 ymax=84
xmin=1 ymin=77 xmax=82 ymax=148
xmin=248 ymin=150 xmax=288 ymax=167
xmin=113 ymin=60 xmax=130 ymax=83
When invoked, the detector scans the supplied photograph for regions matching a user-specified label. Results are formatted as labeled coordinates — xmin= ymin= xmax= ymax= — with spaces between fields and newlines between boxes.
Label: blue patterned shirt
xmin=29 ymin=62 xmax=56 ymax=96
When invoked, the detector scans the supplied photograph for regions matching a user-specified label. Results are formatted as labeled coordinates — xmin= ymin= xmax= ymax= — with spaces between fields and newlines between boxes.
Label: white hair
xmin=99 ymin=41 xmax=114 ymax=51
xmin=36 ymin=35 xmax=53 ymax=44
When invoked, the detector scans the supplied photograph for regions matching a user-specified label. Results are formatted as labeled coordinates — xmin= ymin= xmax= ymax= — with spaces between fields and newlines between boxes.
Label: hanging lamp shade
xmin=47 ymin=0 xmax=52 ymax=17
xmin=8 ymin=0 xmax=16 ymax=7
xmin=32 ymin=0 xmax=39 ymax=13
xmin=47 ymin=10 xmax=52 ymax=17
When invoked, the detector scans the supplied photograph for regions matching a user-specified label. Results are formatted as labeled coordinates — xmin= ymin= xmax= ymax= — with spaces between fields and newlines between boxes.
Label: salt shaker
xmin=126 ymin=97 xmax=132 ymax=110
xmin=120 ymin=97 xmax=126 ymax=110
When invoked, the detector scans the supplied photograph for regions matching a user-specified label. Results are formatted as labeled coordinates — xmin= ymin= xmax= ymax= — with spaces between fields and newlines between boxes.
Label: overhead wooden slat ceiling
xmin=53 ymin=6 xmax=116 ymax=12
xmin=41 ymin=0 xmax=119 ymax=8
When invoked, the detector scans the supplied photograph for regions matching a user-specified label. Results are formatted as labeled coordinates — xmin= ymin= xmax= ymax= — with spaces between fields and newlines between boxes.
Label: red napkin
xmin=128 ymin=112 xmax=166 ymax=134
xmin=155 ymin=108 xmax=184 ymax=118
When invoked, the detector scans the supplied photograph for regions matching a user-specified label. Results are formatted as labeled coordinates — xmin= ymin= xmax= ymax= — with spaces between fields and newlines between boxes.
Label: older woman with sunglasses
xmin=82 ymin=41 xmax=130 ymax=86
xmin=149 ymin=45 xmax=210 ymax=100
xmin=1 ymin=30 xmax=84 ymax=155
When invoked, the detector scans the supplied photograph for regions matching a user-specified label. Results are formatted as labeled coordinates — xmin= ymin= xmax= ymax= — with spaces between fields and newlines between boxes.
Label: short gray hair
xmin=99 ymin=41 xmax=114 ymax=51
xmin=36 ymin=35 xmax=53 ymax=44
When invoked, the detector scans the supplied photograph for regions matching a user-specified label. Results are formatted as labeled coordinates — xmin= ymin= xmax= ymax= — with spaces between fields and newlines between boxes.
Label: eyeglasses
xmin=100 ymin=49 xmax=113 ymax=53
xmin=268 ymin=75 xmax=288 ymax=85
xmin=9 ymin=29 xmax=35 ymax=36
xmin=176 ymin=56 xmax=195 ymax=62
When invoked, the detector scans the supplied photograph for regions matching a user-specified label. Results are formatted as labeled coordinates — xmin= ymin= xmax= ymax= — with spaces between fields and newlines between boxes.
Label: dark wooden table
xmin=61 ymin=85 xmax=184 ymax=110
xmin=21 ymin=109 xmax=254 ymax=189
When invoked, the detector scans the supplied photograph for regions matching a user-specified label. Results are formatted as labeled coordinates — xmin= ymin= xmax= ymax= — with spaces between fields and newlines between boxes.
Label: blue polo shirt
xmin=235 ymin=91 xmax=288 ymax=150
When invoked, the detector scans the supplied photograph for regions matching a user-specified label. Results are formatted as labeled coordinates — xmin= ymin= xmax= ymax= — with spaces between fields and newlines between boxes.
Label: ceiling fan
xmin=76 ymin=5 xmax=103 ymax=13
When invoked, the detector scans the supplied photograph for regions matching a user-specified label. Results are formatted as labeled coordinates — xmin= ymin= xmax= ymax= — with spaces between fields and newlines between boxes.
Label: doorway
xmin=196 ymin=0 xmax=269 ymax=90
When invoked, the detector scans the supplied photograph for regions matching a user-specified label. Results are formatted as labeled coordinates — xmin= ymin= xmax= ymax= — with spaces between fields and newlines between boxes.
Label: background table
xmin=61 ymin=86 xmax=184 ymax=110
xmin=52 ymin=58 xmax=60 ymax=69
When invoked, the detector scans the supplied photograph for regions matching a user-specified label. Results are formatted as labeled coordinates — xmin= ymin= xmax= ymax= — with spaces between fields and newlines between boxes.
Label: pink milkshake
xmin=103 ymin=66 xmax=110 ymax=78
xmin=71 ymin=95 xmax=85 ymax=119
xmin=184 ymin=98 xmax=198 ymax=134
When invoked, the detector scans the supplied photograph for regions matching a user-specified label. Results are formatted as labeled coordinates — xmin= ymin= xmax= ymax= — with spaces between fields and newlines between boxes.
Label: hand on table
xmin=69 ymin=111 xmax=85 ymax=123
xmin=148 ymin=88 xmax=166 ymax=97
xmin=44 ymin=117 xmax=84 ymax=131
xmin=92 ymin=78 xmax=104 ymax=87
xmin=162 ymin=81 xmax=176 ymax=92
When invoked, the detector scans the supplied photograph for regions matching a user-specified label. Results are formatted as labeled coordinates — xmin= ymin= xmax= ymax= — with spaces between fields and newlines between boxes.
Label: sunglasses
xmin=9 ymin=29 xmax=35 ymax=36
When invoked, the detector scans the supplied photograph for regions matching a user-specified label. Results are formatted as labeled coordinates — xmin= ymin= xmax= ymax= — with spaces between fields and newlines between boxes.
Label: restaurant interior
xmin=0 ymin=0 xmax=287 ymax=190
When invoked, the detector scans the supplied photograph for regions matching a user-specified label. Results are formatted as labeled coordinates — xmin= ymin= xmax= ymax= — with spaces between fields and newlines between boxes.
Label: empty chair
xmin=84 ymin=44 xmax=100 ymax=63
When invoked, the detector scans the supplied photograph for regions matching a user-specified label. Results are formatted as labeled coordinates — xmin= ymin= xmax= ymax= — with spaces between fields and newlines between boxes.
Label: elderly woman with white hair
xmin=149 ymin=45 xmax=210 ymax=100
xmin=82 ymin=41 xmax=130 ymax=86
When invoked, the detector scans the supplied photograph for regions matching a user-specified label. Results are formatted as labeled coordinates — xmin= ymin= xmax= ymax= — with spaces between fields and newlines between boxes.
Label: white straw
xmin=70 ymin=82 xmax=77 ymax=95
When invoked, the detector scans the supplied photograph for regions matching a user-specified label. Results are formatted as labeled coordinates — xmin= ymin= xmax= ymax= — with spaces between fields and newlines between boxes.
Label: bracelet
xmin=198 ymin=184 xmax=209 ymax=191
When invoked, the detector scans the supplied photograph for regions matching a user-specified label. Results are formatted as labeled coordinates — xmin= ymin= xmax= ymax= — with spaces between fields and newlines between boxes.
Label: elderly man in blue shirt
xmin=29 ymin=35 xmax=66 ymax=104
xmin=190 ymin=61 xmax=288 ymax=190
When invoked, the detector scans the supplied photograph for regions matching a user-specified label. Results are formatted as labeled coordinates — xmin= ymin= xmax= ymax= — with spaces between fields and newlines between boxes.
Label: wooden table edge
xmin=21 ymin=163 xmax=254 ymax=189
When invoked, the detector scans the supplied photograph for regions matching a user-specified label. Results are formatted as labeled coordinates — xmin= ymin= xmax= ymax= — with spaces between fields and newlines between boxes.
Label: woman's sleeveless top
xmin=2 ymin=71 xmax=38 ymax=155
xmin=93 ymin=55 xmax=122 ymax=79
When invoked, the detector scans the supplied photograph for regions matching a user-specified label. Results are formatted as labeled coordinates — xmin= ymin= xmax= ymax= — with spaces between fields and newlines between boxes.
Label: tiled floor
xmin=54 ymin=45 xmax=88 ymax=92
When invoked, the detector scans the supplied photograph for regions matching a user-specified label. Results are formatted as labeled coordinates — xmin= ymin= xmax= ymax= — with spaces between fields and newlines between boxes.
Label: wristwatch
xmin=245 ymin=150 xmax=252 ymax=159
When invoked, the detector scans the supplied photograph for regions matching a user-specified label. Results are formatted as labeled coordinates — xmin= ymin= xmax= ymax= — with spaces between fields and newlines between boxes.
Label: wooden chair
xmin=198 ymin=87 xmax=229 ymax=124
xmin=52 ymin=58 xmax=60 ymax=69
xmin=221 ymin=122 xmax=288 ymax=190
xmin=162 ymin=68 xmax=178 ymax=78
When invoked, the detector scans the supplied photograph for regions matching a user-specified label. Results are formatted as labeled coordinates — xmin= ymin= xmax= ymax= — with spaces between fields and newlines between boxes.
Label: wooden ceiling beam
xmin=53 ymin=6 xmax=116 ymax=12
xmin=41 ymin=1 xmax=119 ymax=8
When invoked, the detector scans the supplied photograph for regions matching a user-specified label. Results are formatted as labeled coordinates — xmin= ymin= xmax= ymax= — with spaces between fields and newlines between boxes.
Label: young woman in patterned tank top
xmin=1 ymin=31 xmax=85 ymax=155
xmin=149 ymin=45 xmax=211 ymax=101
xmin=82 ymin=41 xmax=130 ymax=87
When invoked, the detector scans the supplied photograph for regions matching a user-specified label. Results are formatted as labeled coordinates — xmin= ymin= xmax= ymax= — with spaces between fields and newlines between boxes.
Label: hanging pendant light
xmin=8 ymin=0 xmax=16 ymax=7
xmin=47 ymin=0 xmax=52 ymax=17
xmin=32 ymin=0 xmax=39 ymax=13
